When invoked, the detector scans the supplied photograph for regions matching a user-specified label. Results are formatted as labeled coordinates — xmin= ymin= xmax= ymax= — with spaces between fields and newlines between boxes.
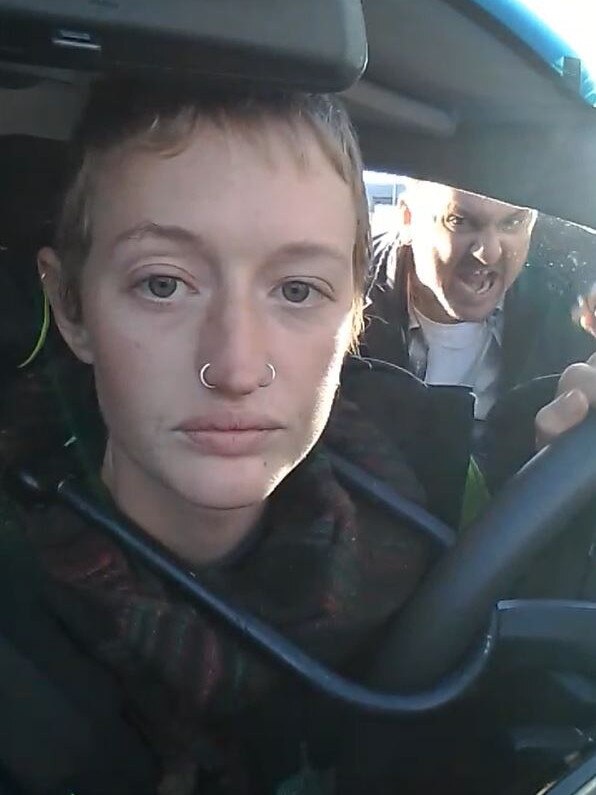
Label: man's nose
xmin=470 ymin=228 xmax=502 ymax=266
xmin=197 ymin=295 xmax=270 ymax=396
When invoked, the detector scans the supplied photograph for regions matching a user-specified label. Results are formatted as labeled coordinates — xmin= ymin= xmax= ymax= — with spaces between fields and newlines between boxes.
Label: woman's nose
xmin=197 ymin=296 xmax=271 ymax=396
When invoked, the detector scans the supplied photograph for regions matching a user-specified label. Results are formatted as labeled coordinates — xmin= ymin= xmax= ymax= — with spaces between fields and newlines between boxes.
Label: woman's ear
xmin=37 ymin=247 xmax=94 ymax=364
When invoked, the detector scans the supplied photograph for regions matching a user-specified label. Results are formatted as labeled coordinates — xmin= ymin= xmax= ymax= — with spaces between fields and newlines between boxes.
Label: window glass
xmin=364 ymin=170 xmax=404 ymax=235
xmin=471 ymin=0 xmax=596 ymax=106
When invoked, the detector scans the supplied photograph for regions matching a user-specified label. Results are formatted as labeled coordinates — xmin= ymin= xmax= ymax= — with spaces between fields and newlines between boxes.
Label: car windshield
xmin=471 ymin=0 xmax=596 ymax=106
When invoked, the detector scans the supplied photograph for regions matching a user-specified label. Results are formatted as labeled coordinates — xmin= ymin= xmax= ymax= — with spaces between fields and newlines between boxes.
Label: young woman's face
xmin=59 ymin=122 xmax=356 ymax=511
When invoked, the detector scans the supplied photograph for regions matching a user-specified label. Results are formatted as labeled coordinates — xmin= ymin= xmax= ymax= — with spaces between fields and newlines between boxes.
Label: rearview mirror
xmin=0 ymin=0 xmax=367 ymax=91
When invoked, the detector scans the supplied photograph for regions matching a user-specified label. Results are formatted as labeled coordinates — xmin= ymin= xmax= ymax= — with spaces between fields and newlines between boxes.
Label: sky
xmin=363 ymin=170 xmax=401 ymax=185
xmin=519 ymin=0 xmax=596 ymax=77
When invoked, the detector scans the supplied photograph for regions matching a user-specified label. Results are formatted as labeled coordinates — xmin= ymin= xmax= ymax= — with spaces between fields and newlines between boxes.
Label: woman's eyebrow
xmin=111 ymin=222 xmax=219 ymax=263
xmin=110 ymin=226 xmax=349 ymax=269
xmin=268 ymin=241 xmax=350 ymax=268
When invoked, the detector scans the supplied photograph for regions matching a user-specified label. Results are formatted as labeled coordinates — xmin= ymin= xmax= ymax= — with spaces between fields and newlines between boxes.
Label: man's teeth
xmin=476 ymin=277 xmax=492 ymax=295
xmin=459 ymin=267 xmax=494 ymax=294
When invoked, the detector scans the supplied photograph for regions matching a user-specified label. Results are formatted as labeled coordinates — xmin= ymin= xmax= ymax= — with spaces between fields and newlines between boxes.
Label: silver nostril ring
xmin=259 ymin=363 xmax=276 ymax=388
xmin=199 ymin=363 xmax=216 ymax=389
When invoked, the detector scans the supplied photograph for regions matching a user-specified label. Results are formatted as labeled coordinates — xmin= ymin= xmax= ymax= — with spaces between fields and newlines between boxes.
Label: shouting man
xmin=364 ymin=180 xmax=595 ymax=422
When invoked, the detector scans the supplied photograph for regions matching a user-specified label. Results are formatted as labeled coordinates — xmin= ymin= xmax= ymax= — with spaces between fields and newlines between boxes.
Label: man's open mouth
xmin=455 ymin=262 xmax=498 ymax=297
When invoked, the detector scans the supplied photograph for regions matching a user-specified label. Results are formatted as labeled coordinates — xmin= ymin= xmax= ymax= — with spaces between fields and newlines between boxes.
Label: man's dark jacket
xmin=361 ymin=231 xmax=596 ymax=504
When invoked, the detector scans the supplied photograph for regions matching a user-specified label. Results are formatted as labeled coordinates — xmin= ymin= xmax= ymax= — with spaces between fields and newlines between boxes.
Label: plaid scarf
xmin=27 ymin=397 xmax=428 ymax=794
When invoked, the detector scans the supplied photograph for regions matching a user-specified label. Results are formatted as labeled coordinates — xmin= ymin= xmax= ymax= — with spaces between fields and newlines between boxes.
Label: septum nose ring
xmin=199 ymin=362 xmax=276 ymax=390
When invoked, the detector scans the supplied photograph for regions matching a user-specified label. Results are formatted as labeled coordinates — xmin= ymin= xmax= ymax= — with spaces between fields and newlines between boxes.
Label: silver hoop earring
xmin=259 ymin=362 xmax=276 ymax=388
xmin=199 ymin=363 xmax=216 ymax=389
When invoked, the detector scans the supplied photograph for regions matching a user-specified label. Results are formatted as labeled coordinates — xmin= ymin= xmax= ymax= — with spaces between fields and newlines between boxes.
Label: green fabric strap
xmin=17 ymin=291 xmax=50 ymax=369
xmin=460 ymin=456 xmax=492 ymax=528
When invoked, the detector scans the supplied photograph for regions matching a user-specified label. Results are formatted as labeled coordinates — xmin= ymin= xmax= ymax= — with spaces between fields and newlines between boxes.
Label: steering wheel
xmin=10 ymin=414 xmax=596 ymax=716
xmin=369 ymin=412 xmax=596 ymax=692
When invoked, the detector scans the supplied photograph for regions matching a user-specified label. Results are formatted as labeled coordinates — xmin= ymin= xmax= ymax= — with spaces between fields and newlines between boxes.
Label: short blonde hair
xmin=55 ymin=76 xmax=371 ymax=342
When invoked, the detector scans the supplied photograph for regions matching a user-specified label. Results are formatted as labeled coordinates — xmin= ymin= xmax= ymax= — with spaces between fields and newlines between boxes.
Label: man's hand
xmin=535 ymin=352 xmax=596 ymax=450
xmin=573 ymin=285 xmax=596 ymax=337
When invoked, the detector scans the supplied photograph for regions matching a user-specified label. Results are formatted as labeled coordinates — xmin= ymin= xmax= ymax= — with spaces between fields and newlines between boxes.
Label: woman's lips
xmin=177 ymin=414 xmax=283 ymax=457
xmin=181 ymin=428 xmax=279 ymax=457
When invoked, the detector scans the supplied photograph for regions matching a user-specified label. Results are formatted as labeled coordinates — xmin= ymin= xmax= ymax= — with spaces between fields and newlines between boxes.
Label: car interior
xmin=1 ymin=1 xmax=596 ymax=793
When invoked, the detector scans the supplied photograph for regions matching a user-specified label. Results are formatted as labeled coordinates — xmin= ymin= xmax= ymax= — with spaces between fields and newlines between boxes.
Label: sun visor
xmin=0 ymin=0 xmax=367 ymax=92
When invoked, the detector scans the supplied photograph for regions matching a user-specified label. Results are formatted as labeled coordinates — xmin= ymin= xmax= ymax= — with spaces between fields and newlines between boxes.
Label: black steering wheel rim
xmin=369 ymin=413 xmax=596 ymax=691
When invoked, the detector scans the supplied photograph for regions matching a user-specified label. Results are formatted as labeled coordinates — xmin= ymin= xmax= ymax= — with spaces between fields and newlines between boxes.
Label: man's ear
xmin=37 ymin=247 xmax=94 ymax=364
xmin=397 ymin=198 xmax=413 ymax=245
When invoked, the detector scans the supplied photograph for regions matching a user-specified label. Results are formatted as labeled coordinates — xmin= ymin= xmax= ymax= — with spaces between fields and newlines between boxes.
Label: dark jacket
xmin=0 ymin=362 xmax=435 ymax=795
xmin=363 ymin=232 xmax=596 ymax=492
xmin=0 ymin=356 xmax=588 ymax=795
xmin=0 ymin=508 xmax=158 ymax=795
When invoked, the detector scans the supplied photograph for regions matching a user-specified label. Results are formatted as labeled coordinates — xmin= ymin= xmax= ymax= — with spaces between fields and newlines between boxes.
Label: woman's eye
xmin=281 ymin=280 xmax=313 ymax=304
xmin=146 ymin=275 xmax=179 ymax=299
